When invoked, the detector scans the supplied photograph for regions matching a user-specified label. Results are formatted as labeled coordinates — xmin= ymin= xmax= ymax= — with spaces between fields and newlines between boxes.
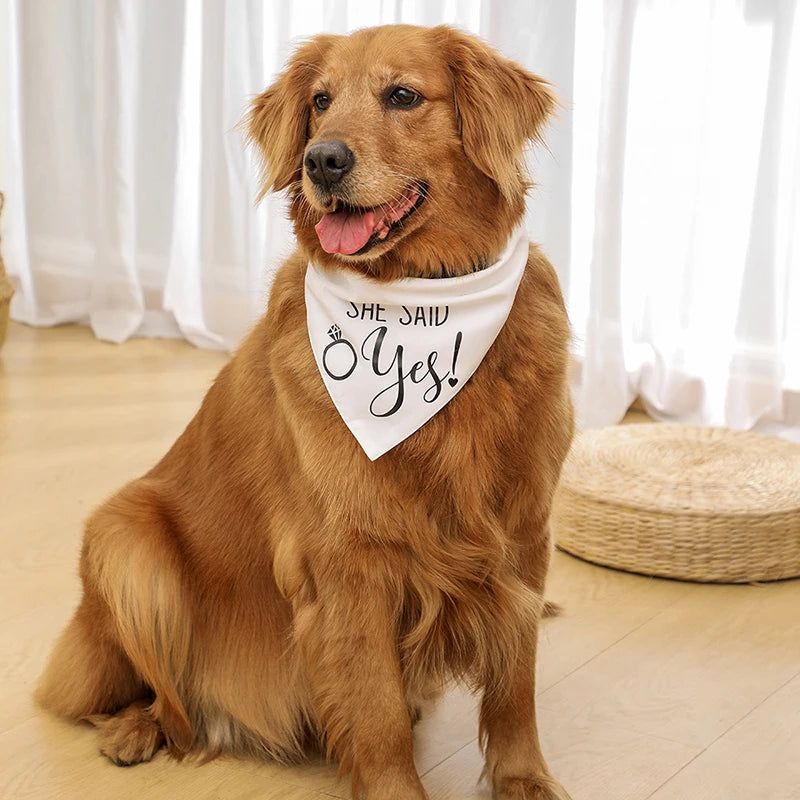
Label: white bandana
xmin=304 ymin=228 xmax=529 ymax=460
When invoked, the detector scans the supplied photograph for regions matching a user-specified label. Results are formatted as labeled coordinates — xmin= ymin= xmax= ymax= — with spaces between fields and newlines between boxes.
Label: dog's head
xmin=247 ymin=25 xmax=555 ymax=279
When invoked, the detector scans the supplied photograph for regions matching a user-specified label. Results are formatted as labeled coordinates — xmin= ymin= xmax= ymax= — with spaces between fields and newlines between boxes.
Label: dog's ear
xmin=434 ymin=26 xmax=557 ymax=200
xmin=246 ymin=36 xmax=336 ymax=200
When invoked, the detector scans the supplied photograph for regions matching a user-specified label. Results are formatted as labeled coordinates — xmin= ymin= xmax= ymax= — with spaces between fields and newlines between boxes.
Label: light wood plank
xmin=538 ymin=580 xmax=800 ymax=748
xmin=648 ymin=672 xmax=800 ymax=800
xmin=539 ymin=551 xmax=691 ymax=692
xmin=423 ymin=719 xmax=699 ymax=800
xmin=0 ymin=595 xmax=79 ymax=735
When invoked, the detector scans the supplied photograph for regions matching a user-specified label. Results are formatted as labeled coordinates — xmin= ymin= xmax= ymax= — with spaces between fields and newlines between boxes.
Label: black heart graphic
xmin=448 ymin=377 xmax=458 ymax=387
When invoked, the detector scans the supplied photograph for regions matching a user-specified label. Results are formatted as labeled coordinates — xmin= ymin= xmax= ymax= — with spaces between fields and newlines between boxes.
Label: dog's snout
xmin=304 ymin=140 xmax=354 ymax=188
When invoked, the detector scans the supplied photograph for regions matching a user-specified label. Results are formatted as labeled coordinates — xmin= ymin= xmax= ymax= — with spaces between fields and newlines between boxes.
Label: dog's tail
xmin=542 ymin=600 xmax=562 ymax=618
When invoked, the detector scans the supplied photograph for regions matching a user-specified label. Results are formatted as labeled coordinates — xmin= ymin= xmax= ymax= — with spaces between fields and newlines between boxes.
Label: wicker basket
xmin=553 ymin=424 xmax=800 ymax=583
xmin=0 ymin=192 xmax=13 ymax=349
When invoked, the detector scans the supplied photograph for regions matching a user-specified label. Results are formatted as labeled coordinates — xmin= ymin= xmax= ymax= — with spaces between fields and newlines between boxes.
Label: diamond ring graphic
xmin=322 ymin=323 xmax=357 ymax=381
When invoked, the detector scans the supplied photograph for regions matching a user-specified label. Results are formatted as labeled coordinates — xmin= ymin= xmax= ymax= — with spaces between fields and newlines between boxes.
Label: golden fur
xmin=36 ymin=24 xmax=575 ymax=800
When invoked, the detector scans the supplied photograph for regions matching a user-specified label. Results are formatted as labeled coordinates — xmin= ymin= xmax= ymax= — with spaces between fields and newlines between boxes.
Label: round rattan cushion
xmin=553 ymin=424 xmax=800 ymax=583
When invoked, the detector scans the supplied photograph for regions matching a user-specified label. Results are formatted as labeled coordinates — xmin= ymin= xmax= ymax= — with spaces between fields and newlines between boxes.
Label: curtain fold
xmin=573 ymin=0 xmax=637 ymax=429
xmin=90 ymin=0 xmax=144 ymax=342
xmin=1 ymin=0 xmax=798 ymax=438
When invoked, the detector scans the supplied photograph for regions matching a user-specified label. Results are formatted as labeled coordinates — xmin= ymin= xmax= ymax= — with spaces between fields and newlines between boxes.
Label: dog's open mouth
xmin=314 ymin=183 xmax=427 ymax=256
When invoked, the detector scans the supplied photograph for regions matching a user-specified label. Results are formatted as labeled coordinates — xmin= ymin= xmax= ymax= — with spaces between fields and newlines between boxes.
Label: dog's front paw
xmin=92 ymin=700 xmax=165 ymax=766
xmin=495 ymin=775 xmax=573 ymax=800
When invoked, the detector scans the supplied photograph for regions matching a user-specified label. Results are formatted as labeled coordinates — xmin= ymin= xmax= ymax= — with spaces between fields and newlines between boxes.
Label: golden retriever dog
xmin=37 ymin=24 xmax=574 ymax=800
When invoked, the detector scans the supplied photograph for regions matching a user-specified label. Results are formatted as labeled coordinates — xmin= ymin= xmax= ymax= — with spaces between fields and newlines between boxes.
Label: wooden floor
xmin=1 ymin=320 xmax=799 ymax=800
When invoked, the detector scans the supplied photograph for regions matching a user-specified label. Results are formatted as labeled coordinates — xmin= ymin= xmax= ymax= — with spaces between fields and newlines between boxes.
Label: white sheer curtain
xmin=570 ymin=0 xmax=800 ymax=441
xmin=1 ymin=0 xmax=799 ymax=438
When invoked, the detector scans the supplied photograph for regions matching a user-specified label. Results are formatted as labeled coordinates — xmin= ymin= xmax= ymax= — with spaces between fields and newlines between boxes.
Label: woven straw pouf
xmin=553 ymin=424 xmax=800 ymax=583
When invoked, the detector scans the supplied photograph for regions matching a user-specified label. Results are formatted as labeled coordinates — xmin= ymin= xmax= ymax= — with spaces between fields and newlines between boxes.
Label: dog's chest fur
xmin=261 ymin=253 xmax=556 ymax=687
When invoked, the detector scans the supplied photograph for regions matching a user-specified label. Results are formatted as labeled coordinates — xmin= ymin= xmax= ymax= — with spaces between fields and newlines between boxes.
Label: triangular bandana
xmin=304 ymin=227 xmax=529 ymax=460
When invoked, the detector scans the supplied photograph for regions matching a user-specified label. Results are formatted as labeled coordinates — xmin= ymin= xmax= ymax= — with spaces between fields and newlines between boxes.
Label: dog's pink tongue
xmin=315 ymin=209 xmax=375 ymax=255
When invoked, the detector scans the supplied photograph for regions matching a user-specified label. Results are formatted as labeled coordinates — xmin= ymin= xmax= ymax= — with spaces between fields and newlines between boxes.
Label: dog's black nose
xmin=304 ymin=140 xmax=355 ymax=188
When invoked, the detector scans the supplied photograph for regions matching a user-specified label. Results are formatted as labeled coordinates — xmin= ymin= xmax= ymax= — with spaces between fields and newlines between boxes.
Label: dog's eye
xmin=313 ymin=94 xmax=331 ymax=112
xmin=388 ymin=87 xmax=422 ymax=108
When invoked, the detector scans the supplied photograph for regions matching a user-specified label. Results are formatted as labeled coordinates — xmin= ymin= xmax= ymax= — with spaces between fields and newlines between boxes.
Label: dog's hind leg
xmin=35 ymin=586 xmax=148 ymax=721
xmin=38 ymin=483 xmax=195 ymax=763
xmin=35 ymin=583 xmax=169 ymax=766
